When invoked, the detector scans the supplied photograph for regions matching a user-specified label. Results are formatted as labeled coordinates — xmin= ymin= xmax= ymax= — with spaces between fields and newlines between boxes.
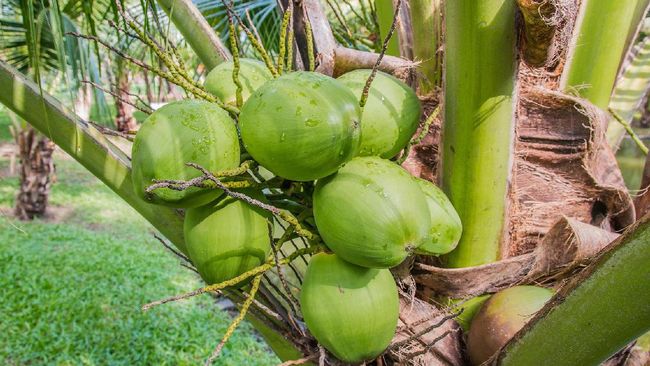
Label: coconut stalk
xmin=155 ymin=0 xmax=231 ymax=70
xmin=409 ymin=0 xmax=442 ymax=94
xmin=497 ymin=213 xmax=650 ymax=366
xmin=442 ymin=0 xmax=518 ymax=267
xmin=607 ymin=36 xmax=650 ymax=151
xmin=560 ymin=0 xmax=648 ymax=108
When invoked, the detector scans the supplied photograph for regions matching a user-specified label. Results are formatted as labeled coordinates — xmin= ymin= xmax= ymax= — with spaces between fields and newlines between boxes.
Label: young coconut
xmin=184 ymin=190 xmax=271 ymax=286
xmin=338 ymin=69 xmax=421 ymax=158
xmin=313 ymin=156 xmax=431 ymax=268
xmin=300 ymin=253 xmax=399 ymax=363
xmin=414 ymin=178 xmax=463 ymax=256
xmin=467 ymin=285 xmax=554 ymax=365
xmin=204 ymin=59 xmax=273 ymax=105
xmin=239 ymin=71 xmax=361 ymax=181
xmin=131 ymin=100 xmax=239 ymax=208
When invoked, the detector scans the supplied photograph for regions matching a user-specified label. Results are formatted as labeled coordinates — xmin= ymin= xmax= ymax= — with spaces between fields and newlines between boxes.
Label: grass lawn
xmin=0 ymin=106 xmax=13 ymax=142
xmin=0 ymin=145 xmax=278 ymax=365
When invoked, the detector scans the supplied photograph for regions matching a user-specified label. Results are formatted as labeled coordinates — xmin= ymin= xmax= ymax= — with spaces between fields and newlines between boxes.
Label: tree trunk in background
xmin=115 ymin=71 xmax=137 ymax=132
xmin=143 ymin=70 xmax=154 ymax=104
xmin=14 ymin=126 xmax=55 ymax=220
xmin=14 ymin=79 xmax=93 ymax=221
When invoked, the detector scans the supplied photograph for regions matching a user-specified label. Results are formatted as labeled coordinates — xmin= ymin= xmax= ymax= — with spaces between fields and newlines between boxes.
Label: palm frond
xmin=194 ymin=0 xmax=281 ymax=56
xmin=0 ymin=0 xmax=112 ymax=123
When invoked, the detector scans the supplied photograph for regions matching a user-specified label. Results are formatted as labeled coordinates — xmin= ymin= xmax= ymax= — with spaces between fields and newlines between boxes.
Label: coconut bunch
xmin=129 ymin=57 xmax=553 ymax=364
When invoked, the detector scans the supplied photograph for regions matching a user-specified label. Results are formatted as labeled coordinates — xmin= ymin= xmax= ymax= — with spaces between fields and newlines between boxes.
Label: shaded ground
xmin=0 ymin=132 xmax=278 ymax=365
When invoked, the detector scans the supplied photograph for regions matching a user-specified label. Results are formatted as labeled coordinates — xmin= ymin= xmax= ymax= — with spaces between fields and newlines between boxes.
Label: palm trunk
xmin=114 ymin=70 xmax=137 ymax=133
xmin=4 ymin=0 xmax=650 ymax=363
xmin=441 ymin=0 xmax=518 ymax=267
xmin=409 ymin=0 xmax=442 ymax=94
xmin=14 ymin=126 xmax=55 ymax=220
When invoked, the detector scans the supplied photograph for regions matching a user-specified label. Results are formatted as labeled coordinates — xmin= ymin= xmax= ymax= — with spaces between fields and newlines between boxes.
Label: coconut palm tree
xmin=0 ymin=0 xmax=649 ymax=364
xmin=0 ymin=0 xmax=111 ymax=219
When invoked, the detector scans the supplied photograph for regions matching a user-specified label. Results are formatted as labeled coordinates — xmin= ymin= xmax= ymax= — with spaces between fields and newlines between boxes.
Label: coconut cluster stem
xmin=397 ymin=105 xmax=440 ymax=164
xmin=145 ymin=161 xmax=319 ymax=241
xmin=145 ymin=160 xmax=257 ymax=193
xmin=225 ymin=0 xmax=244 ymax=107
xmin=269 ymin=222 xmax=301 ymax=309
xmin=278 ymin=6 xmax=293 ymax=73
xmin=114 ymin=1 xmax=237 ymax=113
xmin=81 ymin=80 xmax=153 ymax=115
xmin=286 ymin=1 xmax=295 ymax=72
xmin=142 ymin=245 xmax=321 ymax=310
xmin=186 ymin=163 xmax=318 ymax=240
xmin=205 ymin=275 xmax=263 ymax=365
xmin=221 ymin=1 xmax=279 ymax=77
xmin=302 ymin=3 xmax=316 ymax=72
xmin=73 ymin=7 xmax=240 ymax=115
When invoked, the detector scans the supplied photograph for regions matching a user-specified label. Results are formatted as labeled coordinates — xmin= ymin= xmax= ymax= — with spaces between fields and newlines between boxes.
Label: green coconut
xmin=414 ymin=178 xmax=463 ymax=256
xmin=184 ymin=190 xmax=271 ymax=285
xmin=338 ymin=69 xmax=421 ymax=158
xmin=204 ymin=59 xmax=273 ymax=106
xmin=239 ymin=71 xmax=361 ymax=181
xmin=313 ymin=156 xmax=430 ymax=268
xmin=131 ymin=100 xmax=240 ymax=208
xmin=300 ymin=253 xmax=399 ymax=363
xmin=467 ymin=286 xmax=554 ymax=365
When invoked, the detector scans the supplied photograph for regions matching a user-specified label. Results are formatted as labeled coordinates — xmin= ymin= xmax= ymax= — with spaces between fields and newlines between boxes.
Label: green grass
xmin=0 ymin=151 xmax=278 ymax=365
xmin=0 ymin=105 xmax=13 ymax=142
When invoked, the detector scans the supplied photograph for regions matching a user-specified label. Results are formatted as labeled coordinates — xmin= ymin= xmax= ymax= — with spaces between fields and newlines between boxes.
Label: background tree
xmin=0 ymin=0 xmax=111 ymax=219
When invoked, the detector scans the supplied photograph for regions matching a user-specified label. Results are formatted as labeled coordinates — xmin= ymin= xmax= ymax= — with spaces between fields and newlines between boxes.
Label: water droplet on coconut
xmin=305 ymin=119 xmax=320 ymax=127
xmin=295 ymin=106 xmax=302 ymax=116
xmin=280 ymin=133 xmax=286 ymax=142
